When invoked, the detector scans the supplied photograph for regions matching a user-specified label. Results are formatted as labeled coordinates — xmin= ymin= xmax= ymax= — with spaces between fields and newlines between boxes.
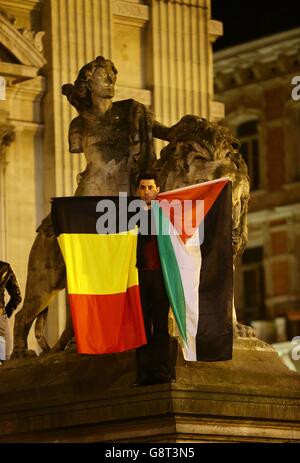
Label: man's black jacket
xmin=0 ymin=261 xmax=22 ymax=317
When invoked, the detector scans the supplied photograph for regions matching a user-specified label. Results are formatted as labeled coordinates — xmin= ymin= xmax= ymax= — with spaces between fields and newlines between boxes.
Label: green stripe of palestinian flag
xmin=152 ymin=203 xmax=187 ymax=344
xmin=168 ymin=227 xmax=201 ymax=361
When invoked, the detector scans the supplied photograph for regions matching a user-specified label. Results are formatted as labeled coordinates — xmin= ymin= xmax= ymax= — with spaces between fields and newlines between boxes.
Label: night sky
xmin=212 ymin=0 xmax=300 ymax=51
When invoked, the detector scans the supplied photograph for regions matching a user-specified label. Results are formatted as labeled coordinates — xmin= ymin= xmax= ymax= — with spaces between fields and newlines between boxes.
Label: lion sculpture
xmin=155 ymin=115 xmax=255 ymax=337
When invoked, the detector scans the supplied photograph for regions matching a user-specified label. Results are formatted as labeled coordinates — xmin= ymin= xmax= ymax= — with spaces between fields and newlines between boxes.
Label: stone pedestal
xmin=0 ymin=338 xmax=300 ymax=442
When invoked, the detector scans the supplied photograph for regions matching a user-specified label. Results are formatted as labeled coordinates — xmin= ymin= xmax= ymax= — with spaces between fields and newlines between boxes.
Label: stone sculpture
xmin=12 ymin=61 xmax=254 ymax=359
xmin=12 ymin=56 xmax=169 ymax=358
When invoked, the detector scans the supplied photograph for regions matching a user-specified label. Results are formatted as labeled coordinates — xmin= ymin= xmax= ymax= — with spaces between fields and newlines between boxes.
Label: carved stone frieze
xmin=18 ymin=29 xmax=45 ymax=54
xmin=0 ymin=1 xmax=42 ymax=14
xmin=0 ymin=11 xmax=45 ymax=68
xmin=214 ymin=29 xmax=300 ymax=92
xmin=114 ymin=0 xmax=149 ymax=24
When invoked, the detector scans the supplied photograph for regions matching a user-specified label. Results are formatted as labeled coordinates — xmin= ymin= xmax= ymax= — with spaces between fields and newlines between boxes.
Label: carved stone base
xmin=0 ymin=337 xmax=300 ymax=442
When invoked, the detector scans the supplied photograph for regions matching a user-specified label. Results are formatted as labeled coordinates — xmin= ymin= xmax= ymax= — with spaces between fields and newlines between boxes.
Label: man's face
xmin=88 ymin=66 xmax=116 ymax=99
xmin=137 ymin=179 xmax=160 ymax=206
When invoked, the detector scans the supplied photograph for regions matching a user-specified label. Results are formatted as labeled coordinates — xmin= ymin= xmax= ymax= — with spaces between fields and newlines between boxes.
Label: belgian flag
xmin=51 ymin=196 xmax=147 ymax=355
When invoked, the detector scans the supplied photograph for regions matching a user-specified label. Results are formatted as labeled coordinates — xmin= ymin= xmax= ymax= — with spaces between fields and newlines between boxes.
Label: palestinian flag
xmin=51 ymin=196 xmax=146 ymax=355
xmin=155 ymin=178 xmax=233 ymax=362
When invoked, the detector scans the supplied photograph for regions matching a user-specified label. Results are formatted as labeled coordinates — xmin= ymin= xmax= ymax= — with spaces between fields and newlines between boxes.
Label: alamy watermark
xmin=95 ymin=193 xmax=204 ymax=246
xmin=291 ymin=76 xmax=300 ymax=101
xmin=291 ymin=336 xmax=300 ymax=361
xmin=0 ymin=76 xmax=6 ymax=101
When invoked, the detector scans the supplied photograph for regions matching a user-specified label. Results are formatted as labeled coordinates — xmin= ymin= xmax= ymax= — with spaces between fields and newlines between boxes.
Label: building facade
xmin=214 ymin=28 xmax=300 ymax=342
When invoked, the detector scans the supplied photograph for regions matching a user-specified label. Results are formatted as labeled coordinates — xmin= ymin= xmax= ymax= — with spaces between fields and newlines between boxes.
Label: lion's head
xmin=155 ymin=116 xmax=250 ymax=257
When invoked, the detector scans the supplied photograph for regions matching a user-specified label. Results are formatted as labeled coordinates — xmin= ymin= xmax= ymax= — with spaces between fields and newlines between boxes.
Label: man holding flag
xmin=133 ymin=170 xmax=233 ymax=385
xmin=133 ymin=172 xmax=174 ymax=387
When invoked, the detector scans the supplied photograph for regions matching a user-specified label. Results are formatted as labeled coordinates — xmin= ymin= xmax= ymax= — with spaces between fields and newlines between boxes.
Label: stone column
xmin=42 ymin=0 xmax=114 ymax=344
xmin=43 ymin=0 xmax=114 ymax=205
xmin=111 ymin=0 xmax=151 ymax=105
xmin=149 ymin=0 xmax=216 ymax=152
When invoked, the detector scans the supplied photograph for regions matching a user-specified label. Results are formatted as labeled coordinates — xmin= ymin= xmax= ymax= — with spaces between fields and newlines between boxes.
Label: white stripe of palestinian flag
xmin=152 ymin=202 xmax=201 ymax=361
xmin=168 ymin=226 xmax=201 ymax=361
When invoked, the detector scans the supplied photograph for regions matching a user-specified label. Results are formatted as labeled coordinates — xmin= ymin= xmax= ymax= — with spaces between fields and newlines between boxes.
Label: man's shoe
xmin=131 ymin=374 xmax=154 ymax=387
xmin=153 ymin=372 xmax=176 ymax=385
xmin=131 ymin=378 xmax=145 ymax=387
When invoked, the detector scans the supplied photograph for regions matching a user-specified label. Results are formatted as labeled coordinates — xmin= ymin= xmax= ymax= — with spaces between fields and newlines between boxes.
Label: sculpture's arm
xmin=153 ymin=115 xmax=198 ymax=143
xmin=152 ymin=120 xmax=171 ymax=141
xmin=68 ymin=116 xmax=84 ymax=153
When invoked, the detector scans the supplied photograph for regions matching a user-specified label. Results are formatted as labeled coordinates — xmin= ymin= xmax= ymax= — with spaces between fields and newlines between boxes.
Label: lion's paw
xmin=233 ymin=323 xmax=256 ymax=338
xmin=10 ymin=349 xmax=37 ymax=359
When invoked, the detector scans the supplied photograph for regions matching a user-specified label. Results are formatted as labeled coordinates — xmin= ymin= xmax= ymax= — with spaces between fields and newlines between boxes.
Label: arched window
xmin=241 ymin=246 xmax=266 ymax=324
xmin=237 ymin=120 xmax=260 ymax=191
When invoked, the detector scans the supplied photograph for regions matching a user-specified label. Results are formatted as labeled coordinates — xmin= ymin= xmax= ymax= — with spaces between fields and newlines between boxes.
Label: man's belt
xmin=0 ymin=307 xmax=6 ymax=316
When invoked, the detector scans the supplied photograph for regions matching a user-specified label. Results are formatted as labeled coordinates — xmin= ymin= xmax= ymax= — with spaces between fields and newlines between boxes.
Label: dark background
xmin=212 ymin=0 xmax=300 ymax=51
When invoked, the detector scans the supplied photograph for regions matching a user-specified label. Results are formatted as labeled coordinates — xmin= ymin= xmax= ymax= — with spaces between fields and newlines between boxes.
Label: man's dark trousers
xmin=136 ymin=269 xmax=171 ymax=383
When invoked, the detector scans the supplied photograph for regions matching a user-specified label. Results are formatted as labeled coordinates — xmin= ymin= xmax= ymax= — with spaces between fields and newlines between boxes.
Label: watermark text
xmin=95 ymin=193 xmax=204 ymax=245
xmin=291 ymin=76 xmax=300 ymax=101
xmin=291 ymin=336 xmax=300 ymax=361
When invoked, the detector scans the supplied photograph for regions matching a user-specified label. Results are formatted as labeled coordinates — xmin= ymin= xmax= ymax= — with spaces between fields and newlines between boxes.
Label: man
xmin=0 ymin=261 xmax=22 ymax=360
xmin=133 ymin=172 xmax=173 ymax=386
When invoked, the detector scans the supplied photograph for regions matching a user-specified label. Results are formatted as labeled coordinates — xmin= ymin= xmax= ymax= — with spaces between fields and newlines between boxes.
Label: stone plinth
xmin=0 ymin=338 xmax=300 ymax=443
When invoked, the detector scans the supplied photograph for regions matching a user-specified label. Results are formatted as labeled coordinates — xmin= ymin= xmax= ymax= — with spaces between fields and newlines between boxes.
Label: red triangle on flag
xmin=157 ymin=179 xmax=228 ymax=243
